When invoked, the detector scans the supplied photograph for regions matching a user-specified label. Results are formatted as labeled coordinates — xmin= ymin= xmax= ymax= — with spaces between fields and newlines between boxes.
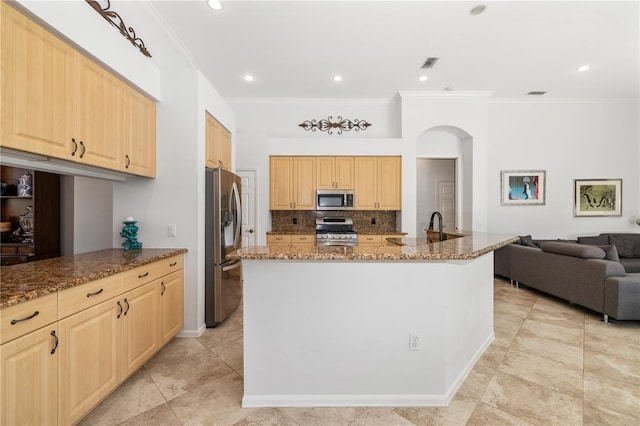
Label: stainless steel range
xmin=315 ymin=217 xmax=357 ymax=246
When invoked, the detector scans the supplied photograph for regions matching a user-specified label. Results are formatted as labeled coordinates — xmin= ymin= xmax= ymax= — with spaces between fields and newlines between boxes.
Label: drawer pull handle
xmin=170 ymin=262 xmax=177 ymax=267
xmin=11 ymin=311 xmax=39 ymax=325
xmin=161 ymin=281 xmax=166 ymax=296
xmin=117 ymin=301 xmax=123 ymax=319
xmin=138 ymin=272 xmax=149 ymax=278
xmin=86 ymin=288 xmax=104 ymax=298
xmin=123 ymin=298 xmax=130 ymax=316
xmin=51 ymin=330 xmax=59 ymax=355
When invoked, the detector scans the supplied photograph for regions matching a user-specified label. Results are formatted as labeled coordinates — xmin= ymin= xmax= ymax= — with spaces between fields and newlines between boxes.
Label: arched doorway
xmin=416 ymin=126 xmax=473 ymax=236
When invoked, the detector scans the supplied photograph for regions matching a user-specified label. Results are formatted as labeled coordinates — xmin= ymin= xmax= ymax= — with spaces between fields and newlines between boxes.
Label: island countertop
xmin=229 ymin=232 xmax=518 ymax=261
xmin=0 ymin=248 xmax=188 ymax=309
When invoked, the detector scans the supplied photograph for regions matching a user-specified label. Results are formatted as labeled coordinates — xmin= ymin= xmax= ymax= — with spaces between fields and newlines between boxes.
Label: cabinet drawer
xmin=57 ymin=274 xmax=121 ymax=319
xmin=291 ymin=235 xmax=315 ymax=243
xmin=121 ymin=255 xmax=183 ymax=292
xmin=267 ymin=235 xmax=291 ymax=244
xmin=1 ymin=293 xmax=57 ymax=344
xmin=358 ymin=235 xmax=382 ymax=245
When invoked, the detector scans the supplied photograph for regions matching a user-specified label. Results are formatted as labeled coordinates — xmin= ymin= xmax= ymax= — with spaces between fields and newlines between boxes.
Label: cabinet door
xmin=354 ymin=157 xmax=378 ymax=210
xmin=219 ymin=126 xmax=232 ymax=171
xmin=122 ymin=86 xmax=156 ymax=177
xmin=269 ymin=156 xmax=293 ymax=210
xmin=0 ymin=325 xmax=58 ymax=426
xmin=377 ymin=156 xmax=401 ymax=210
xmin=316 ymin=157 xmax=336 ymax=189
xmin=158 ymin=271 xmax=184 ymax=346
xmin=58 ymin=299 xmax=120 ymax=426
xmin=120 ymin=282 xmax=158 ymax=378
xmin=205 ymin=113 xmax=231 ymax=170
xmin=292 ymin=157 xmax=316 ymax=210
xmin=75 ymin=55 xmax=123 ymax=170
xmin=335 ymin=157 xmax=355 ymax=189
xmin=0 ymin=2 xmax=74 ymax=158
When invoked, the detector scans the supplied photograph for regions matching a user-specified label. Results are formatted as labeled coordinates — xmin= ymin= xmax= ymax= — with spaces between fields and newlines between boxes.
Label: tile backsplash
xmin=271 ymin=210 xmax=399 ymax=234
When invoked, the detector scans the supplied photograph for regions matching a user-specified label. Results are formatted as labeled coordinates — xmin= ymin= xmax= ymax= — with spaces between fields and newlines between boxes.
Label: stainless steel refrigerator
xmin=205 ymin=167 xmax=243 ymax=327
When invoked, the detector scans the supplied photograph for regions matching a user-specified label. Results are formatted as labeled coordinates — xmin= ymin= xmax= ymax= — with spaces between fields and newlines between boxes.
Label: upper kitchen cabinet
xmin=122 ymin=86 xmax=156 ymax=177
xmin=205 ymin=112 xmax=231 ymax=170
xmin=354 ymin=156 xmax=401 ymax=210
xmin=316 ymin=156 xmax=354 ymax=190
xmin=269 ymin=156 xmax=316 ymax=210
xmin=0 ymin=1 xmax=75 ymax=159
xmin=0 ymin=1 xmax=157 ymax=178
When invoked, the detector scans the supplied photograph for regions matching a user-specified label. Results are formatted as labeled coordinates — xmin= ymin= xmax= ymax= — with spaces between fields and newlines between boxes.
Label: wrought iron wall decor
xmin=86 ymin=0 xmax=152 ymax=58
xmin=298 ymin=116 xmax=372 ymax=135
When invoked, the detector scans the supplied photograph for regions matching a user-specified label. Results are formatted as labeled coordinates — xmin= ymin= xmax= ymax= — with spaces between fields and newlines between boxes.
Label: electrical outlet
xmin=168 ymin=224 xmax=177 ymax=237
xmin=293 ymin=218 xmax=298 ymax=224
xmin=409 ymin=333 xmax=420 ymax=351
xmin=371 ymin=218 xmax=376 ymax=225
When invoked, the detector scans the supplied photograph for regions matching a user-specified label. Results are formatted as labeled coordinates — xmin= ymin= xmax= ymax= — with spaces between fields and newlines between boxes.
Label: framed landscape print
xmin=574 ymin=179 xmax=622 ymax=217
xmin=500 ymin=170 xmax=546 ymax=206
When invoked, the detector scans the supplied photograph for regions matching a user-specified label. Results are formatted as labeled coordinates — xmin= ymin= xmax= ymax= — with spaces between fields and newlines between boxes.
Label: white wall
xmin=416 ymin=159 xmax=455 ymax=236
xmin=487 ymin=100 xmax=640 ymax=238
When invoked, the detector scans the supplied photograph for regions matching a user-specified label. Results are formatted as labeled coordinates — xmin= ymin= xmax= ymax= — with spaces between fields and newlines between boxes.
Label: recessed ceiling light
xmin=576 ymin=64 xmax=591 ymax=72
xmin=332 ymin=75 xmax=343 ymax=82
xmin=418 ymin=75 xmax=428 ymax=82
xmin=470 ymin=5 xmax=486 ymax=15
xmin=207 ymin=0 xmax=223 ymax=10
xmin=243 ymin=74 xmax=255 ymax=82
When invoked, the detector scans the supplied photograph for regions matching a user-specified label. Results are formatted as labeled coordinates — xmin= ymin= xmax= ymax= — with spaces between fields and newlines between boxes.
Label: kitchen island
xmin=228 ymin=232 xmax=517 ymax=408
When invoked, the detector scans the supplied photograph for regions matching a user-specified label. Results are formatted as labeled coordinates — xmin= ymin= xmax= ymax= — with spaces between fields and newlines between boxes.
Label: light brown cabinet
xmin=0 ymin=2 xmax=157 ymax=178
xmin=0 ymin=254 xmax=184 ymax=425
xmin=0 ymin=324 xmax=59 ymax=426
xmin=316 ymin=156 xmax=354 ymax=189
xmin=266 ymin=234 xmax=315 ymax=247
xmin=205 ymin=112 xmax=232 ymax=170
xmin=269 ymin=156 xmax=316 ymax=210
xmin=354 ymin=156 xmax=401 ymax=210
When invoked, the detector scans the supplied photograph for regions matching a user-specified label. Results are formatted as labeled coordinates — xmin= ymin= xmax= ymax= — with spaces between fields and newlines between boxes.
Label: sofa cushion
xmin=596 ymin=245 xmax=620 ymax=262
xmin=609 ymin=236 xmax=638 ymax=258
xmin=539 ymin=241 xmax=606 ymax=259
xmin=578 ymin=235 xmax=609 ymax=245
xmin=519 ymin=235 xmax=538 ymax=248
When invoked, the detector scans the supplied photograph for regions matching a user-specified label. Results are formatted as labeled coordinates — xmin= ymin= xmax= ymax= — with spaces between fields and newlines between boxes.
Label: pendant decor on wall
xmin=298 ymin=116 xmax=372 ymax=135
xmin=86 ymin=0 xmax=152 ymax=57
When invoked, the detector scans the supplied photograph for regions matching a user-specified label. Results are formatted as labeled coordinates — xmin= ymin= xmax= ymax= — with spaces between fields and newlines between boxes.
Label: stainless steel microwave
xmin=316 ymin=189 xmax=355 ymax=210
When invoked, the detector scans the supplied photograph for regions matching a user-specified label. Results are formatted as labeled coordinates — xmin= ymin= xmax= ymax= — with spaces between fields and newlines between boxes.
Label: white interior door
xmin=238 ymin=169 xmax=256 ymax=246
xmin=438 ymin=181 xmax=455 ymax=231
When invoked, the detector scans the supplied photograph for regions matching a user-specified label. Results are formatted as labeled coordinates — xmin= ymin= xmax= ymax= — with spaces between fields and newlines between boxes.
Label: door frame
xmin=237 ymin=168 xmax=258 ymax=247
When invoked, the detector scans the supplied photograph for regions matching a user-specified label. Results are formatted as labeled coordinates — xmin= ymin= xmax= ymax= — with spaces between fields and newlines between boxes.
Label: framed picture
xmin=574 ymin=179 xmax=622 ymax=217
xmin=500 ymin=170 xmax=546 ymax=205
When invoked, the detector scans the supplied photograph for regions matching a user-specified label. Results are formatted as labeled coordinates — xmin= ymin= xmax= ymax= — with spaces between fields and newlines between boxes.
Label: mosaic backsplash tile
xmin=271 ymin=210 xmax=399 ymax=234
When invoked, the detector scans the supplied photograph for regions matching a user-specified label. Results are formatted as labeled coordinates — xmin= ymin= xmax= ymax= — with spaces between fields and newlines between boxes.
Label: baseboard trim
xmin=242 ymin=394 xmax=449 ymax=408
xmin=176 ymin=323 xmax=206 ymax=338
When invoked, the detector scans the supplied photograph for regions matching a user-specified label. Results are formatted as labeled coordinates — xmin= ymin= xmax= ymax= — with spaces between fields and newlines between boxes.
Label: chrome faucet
xmin=428 ymin=211 xmax=444 ymax=242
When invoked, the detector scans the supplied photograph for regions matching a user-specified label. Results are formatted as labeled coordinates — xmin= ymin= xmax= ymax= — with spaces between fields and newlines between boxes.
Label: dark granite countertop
xmin=0 ymin=248 xmax=187 ymax=309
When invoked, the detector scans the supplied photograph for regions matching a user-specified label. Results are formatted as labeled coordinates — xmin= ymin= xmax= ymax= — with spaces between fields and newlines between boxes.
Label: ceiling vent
xmin=527 ymin=91 xmax=547 ymax=95
xmin=421 ymin=57 xmax=439 ymax=69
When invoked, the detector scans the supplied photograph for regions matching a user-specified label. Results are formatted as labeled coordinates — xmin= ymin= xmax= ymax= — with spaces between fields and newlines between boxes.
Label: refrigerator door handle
xmin=222 ymin=260 xmax=242 ymax=272
xmin=231 ymin=180 xmax=242 ymax=249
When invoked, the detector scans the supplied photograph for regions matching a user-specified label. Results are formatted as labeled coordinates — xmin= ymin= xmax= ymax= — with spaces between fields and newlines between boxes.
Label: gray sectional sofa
xmin=494 ymin=233 xmax=640 ymax=322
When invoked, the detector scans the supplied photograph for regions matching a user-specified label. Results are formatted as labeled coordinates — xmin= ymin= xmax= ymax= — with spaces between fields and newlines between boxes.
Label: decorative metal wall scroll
xmin=86 ymin=0 xmax=152 ymax=58
xmin=298 ymin=116 xmax=372 ymax=135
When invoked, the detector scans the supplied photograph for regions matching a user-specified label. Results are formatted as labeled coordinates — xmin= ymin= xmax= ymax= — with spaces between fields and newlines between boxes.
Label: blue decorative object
xmin=120 ymin=219 xmax=142 ymax=251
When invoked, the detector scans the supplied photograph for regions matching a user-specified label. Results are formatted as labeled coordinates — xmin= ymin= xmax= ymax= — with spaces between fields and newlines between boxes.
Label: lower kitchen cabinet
xmin=0 ymin=325 xmax=59 ymax=426
xmin=0 ymin=253 xmax=185 ymax=425
xmin=158 ymin=270 xmax=184 ymax=346
xmin=57 ymin=298 xmax=120 ymax=426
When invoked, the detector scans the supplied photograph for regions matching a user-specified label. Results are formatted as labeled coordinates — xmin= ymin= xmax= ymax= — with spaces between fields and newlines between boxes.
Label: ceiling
xmin=147 ymin=1 xmax=639 ymax=100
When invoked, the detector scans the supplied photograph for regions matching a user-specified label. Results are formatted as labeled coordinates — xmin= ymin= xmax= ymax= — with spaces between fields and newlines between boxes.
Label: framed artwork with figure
xmin=574 ymin=179 xmax=622 ymax=217
xmin=500 ymin=170 xmax=546 ymax=206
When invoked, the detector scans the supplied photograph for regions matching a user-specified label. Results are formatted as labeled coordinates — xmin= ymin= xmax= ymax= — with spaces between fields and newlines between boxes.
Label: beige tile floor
xmin=80 ymin=277 xmax=640 ymax=426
